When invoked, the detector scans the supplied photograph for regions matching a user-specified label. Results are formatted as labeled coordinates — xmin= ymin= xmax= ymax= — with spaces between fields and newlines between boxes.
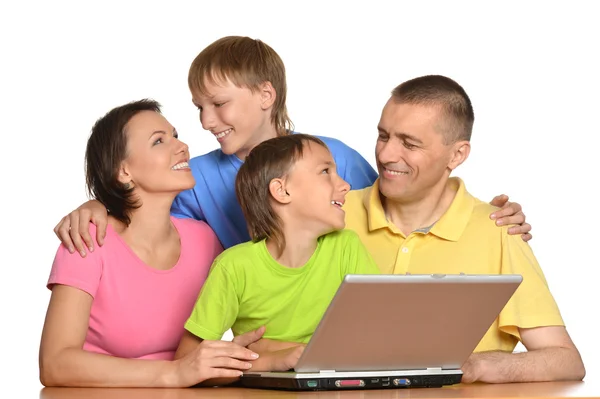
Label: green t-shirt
xmin=184 ymin=229 xmax=380 ymax=344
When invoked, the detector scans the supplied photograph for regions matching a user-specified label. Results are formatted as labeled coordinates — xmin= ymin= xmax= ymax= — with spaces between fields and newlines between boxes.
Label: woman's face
xmin=119 ymin=110 xmax=195 ymax=196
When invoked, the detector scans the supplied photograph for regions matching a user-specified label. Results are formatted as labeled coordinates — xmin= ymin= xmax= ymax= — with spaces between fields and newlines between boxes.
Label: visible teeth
xmin=172 ymin=162 xmax=189 ymax=170
xmin=331 ymin=200 xmax=343 ymax=207
xmin=386 ymin=168 xmax=408 ymax=175
xmin=215 ymin=129 xmax=232 ymax=139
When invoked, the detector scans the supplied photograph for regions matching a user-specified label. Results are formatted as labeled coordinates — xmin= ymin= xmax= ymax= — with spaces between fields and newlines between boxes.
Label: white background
xmin=1 ymin=0 xmax=599 ymax=395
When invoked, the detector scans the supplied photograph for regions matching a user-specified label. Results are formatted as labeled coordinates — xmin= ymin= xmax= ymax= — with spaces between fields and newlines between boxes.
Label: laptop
xmin=240 ymin=273 xmax=522 ymax=391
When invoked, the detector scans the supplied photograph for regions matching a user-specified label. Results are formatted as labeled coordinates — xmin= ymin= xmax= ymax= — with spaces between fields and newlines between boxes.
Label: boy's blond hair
xmin=188 ymin=36 xmax=293 ymax=136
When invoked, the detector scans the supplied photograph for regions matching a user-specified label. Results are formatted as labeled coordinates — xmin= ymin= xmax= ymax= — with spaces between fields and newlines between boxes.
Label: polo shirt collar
xmin=363 ymin=177 xmax=474 ymax=241
xmin=428 ymin=177 xmax=474 ymax=242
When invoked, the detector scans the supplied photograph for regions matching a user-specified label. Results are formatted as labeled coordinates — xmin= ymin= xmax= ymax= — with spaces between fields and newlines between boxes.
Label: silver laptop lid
xmin=294 ymin=274 xmax=522 ymax=373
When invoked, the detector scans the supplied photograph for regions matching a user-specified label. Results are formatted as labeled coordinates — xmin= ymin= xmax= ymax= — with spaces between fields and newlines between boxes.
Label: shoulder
xmin=347 ymin=186 xmax=371 ymax=206
xmin=321 ymin=229 xmax=361 ymax=246
xmin=172 ymin=217 xmax=222 ymax=253
xmin=188 ymin=149 xmax=229 ymax=169
xmin=312 ymin=135 xmax=358 ymax=155
xmin=469 ymin=195 xmax=504 ymax=232
xmin=172 ymin=216 xmax=215 ymax=236
xmin=212 ymin=240 xmax=261 ymax=268
xmin=344 ymin=186 xmax=372 ymax=224
xmin=293 ymin=131 xmax=359 ymax=157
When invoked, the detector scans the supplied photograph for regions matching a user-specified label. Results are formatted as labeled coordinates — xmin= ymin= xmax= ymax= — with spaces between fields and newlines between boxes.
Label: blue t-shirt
xmin=171 ymin=134 xmax=377 ymax=249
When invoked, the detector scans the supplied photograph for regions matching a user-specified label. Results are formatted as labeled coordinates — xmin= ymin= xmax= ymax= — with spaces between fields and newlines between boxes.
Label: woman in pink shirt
xmin=39 ymin=99 xmax=260 ymax=387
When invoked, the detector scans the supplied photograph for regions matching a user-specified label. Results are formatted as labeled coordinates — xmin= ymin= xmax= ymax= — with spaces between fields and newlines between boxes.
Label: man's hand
xmin=461 ymin=327 xmax=585 ymax=384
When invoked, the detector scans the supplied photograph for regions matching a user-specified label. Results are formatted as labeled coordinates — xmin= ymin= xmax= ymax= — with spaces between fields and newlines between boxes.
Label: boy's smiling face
xmin=191 ymin=77 xmax=277 ymax=160
xmin=282 ymin=142 xmax=350 ymax=236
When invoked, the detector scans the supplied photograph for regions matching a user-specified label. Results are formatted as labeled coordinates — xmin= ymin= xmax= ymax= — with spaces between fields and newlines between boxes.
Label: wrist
xmin=469 ymin=352 xmax=498 ymax=383
xmin=157 ymin=360 xmax=180 ymax=388
xmin=249 ymin=352 xmax=274 ymax=372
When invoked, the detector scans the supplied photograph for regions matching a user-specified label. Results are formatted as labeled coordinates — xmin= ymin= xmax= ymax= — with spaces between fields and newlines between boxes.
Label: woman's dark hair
xmin=85 ymin=99 xmax=161 ymax=226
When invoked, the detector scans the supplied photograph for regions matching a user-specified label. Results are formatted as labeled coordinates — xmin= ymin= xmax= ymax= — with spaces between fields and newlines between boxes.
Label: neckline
xmin=107 ymin=216 xmax=184 ymax=274
xmin=258 ymin=238 xmax=322 ymax=275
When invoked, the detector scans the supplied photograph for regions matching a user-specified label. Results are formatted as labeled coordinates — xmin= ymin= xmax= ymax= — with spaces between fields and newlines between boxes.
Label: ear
xmin=447 ymin=141 xmax=471 ymax=171
xmin=268 ymin=177 xmax=291 ymax=204
xmin=259 ymin=81 xmax=276 ymax=110
xmin=117 ymin=161 xmax=133 ymax=186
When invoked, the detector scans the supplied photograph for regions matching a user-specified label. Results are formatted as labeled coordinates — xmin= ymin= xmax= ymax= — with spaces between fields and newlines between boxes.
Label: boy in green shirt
xmin=175 ymin=134 xmax=380 ymax=376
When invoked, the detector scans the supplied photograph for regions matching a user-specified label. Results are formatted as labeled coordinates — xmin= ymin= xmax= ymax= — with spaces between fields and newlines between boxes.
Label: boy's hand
xmin=232 ymin=327 xmax=303 ymax=356
xmin=252 ymin=345 xmax=305 ymax=372
xmin=53 ymin=200 xmax=108 ymax=256
xmin=489 ymin=194 xmax=532 ymax=242
xmin=232 ymin=326 xmax=266 ymax=348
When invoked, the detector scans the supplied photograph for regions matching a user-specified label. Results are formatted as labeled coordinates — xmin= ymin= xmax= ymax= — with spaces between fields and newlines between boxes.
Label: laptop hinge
xmin=319 ymin=370 xmax=336 ymax=373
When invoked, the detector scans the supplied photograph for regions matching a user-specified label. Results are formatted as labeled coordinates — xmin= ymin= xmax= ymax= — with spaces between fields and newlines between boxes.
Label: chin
xmin=220 ymin=139 xmax=244 ymax=156
xmin=332 ymin=219 xmax=346 ymax=231
xmin=379 ymin=183 xmax=406 ymax=201
xmin=173 ymin=179 xmax=195 ymax=192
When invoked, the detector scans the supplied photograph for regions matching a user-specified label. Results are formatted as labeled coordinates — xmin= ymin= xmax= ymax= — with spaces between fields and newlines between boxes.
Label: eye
xmin=321 ymin=168 xmax=329 ymax=174
xmin=403 ymin=141 xmax=417 ymax=150
xmin=173 ymin=131 xmax=179 ymax=139
xmin=377 ymin=133 xmax=389 ymax=142
xmin=153 ymin=138 xmax=163 ymax=146
xmin=194 ymin=104 xmax=203 ymax=112
xmin=214 ymin=102 xmax=225 ymax=108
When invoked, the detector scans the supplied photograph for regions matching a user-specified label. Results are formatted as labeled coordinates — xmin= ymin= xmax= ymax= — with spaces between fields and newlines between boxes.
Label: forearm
xmin=469 ymin=348 xmax=585 ymax=383
xmin=40 ymin=348 xmax=177 ymax=388
xmin=250 ymin=338 xmax=303 ymax=353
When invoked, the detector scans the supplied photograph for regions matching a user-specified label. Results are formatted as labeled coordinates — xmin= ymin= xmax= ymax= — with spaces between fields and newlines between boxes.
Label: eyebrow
xmin=377 ymin=126 xmax=423 ymax=144
xmin=317 ymin=160 xmax=335 ymax=168
xmin=148 ymin=128 xmax=177 ymax=140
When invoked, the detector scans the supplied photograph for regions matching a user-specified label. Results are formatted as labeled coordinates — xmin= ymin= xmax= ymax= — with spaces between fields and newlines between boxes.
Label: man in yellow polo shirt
xmin=344 ymin=75 xmax=585 ymax=384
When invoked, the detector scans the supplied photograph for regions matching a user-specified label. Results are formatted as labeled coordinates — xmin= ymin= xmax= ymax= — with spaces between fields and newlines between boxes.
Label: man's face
xmin=375 ymin=100 xmax=458 ymax=203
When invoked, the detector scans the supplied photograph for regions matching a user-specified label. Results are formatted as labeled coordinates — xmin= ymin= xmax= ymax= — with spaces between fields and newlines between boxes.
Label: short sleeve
xmin=341 ymin=230 xmax=381 ymax=276
xmin=47 ymin=243 xmax=103 ymax=298
xmin=497 ymin=230 xmax=564 ymax=340
xmin=171 ymin=188 xmax=205 ymax=221
xmin=184 ymin=261 xmax=239 ymax=340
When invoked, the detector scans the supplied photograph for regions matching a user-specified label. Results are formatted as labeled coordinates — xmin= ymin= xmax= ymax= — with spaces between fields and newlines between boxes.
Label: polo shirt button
xmin=401 ymin=247 xmax=409 ymax=253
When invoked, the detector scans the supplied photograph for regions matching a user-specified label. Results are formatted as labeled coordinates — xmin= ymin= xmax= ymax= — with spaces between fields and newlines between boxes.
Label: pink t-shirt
xmin=47 ymin=217 xmax=223 ymax=360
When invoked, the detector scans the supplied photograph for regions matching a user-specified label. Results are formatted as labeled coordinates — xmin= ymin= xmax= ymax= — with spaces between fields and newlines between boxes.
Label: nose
xmin=175 ymin=138 xmax=189 ymax=155
xmin=376 ymin=139 xmax=402 ymax=165
xmin=336 ymin=175 xmax=351 ymax=193
xmin=199 ymin=107 xmax=216 ymax=131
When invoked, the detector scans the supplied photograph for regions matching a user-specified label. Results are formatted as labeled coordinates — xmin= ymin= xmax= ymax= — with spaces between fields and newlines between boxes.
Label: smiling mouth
xmin=384 ymin=168 xmax=409 ymax=176
xmin=172 ymin=161 xmax=190 ymax=170
xmin=331 ymin=200 xmax=344 ymax=208
xmin=214 ymin=129 xmax=232 ymax=139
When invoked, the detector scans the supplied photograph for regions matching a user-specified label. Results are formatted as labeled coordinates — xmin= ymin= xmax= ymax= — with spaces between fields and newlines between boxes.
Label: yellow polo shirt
xmin=344 ymin=177 xmax=564 ymax=353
